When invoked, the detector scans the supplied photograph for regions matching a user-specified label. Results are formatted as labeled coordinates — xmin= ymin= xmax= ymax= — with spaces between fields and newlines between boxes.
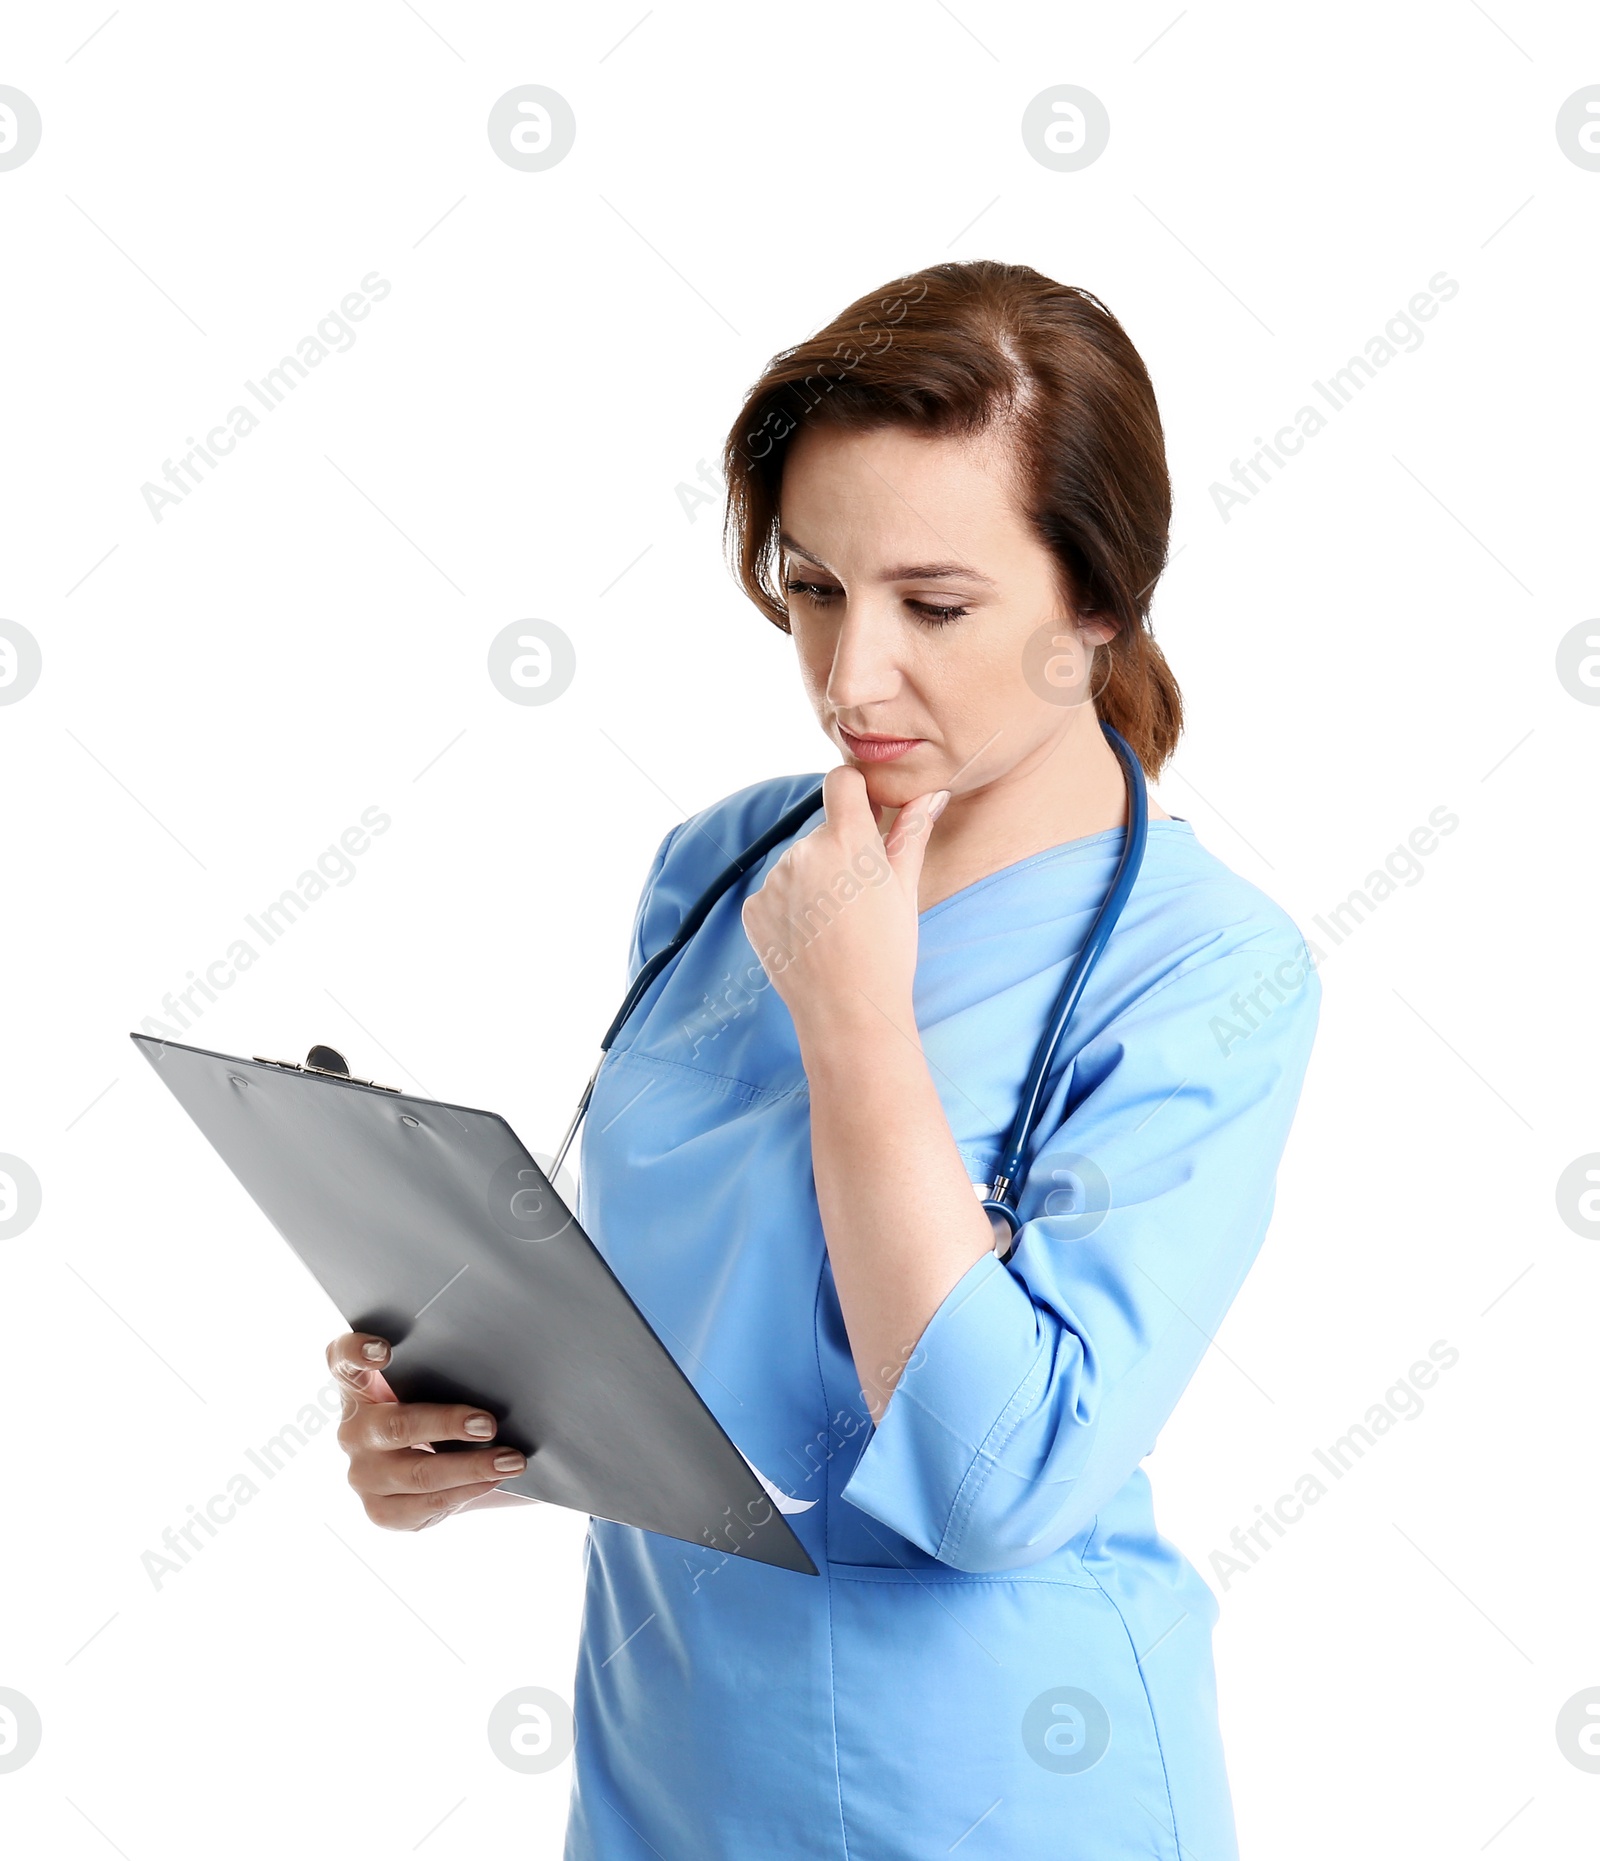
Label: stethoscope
xmin=552 ymin=719 xmax=1148 ymax=1265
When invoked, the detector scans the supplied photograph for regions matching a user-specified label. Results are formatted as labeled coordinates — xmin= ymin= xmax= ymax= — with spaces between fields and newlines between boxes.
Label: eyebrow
xmin=778 ymin=531 xmax=997 ymax=588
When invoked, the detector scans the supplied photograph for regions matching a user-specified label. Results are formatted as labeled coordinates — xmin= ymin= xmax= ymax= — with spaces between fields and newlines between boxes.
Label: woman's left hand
xmin=741 ymin=767 xmax=949 ymax=1044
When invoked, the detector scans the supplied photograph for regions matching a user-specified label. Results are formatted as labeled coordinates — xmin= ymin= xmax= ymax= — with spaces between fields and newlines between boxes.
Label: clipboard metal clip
xmin=250 ymin=1044 xmax=401 ymax=1094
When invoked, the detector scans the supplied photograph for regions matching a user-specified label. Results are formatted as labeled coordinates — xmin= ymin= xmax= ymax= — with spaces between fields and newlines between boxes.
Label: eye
xmin=782 ymin=580 xmax=970 ymax=626
xmin=907 ymin=600 xmax=970 ymax=625
xmin=783 ymin=579 xmax=840 ymax=605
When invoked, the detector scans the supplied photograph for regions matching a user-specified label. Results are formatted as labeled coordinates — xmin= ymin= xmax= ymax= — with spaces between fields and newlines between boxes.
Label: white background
xmin=1 ymin=3 xmax=1596 ymax=1856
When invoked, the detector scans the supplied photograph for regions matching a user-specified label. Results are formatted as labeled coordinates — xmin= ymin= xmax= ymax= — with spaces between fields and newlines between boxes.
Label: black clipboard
xmin=131 ymin=1033 xmax=817 ymax=1576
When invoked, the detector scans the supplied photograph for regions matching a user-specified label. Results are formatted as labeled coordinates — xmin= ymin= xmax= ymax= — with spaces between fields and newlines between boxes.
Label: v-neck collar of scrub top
xmin=914 ymin=816 xmax=1195 ymax=928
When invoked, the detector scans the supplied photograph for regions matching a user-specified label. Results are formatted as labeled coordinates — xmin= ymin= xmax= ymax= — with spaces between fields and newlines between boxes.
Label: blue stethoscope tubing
xmin=979 ymin=720 xmax=1146 ymax=1257
xmin=552 ymin=720 xmax=1148 ymax=1266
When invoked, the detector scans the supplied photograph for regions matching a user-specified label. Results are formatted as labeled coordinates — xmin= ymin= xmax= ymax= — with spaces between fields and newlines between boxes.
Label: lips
xmin=837 ymin=725 xmax=924 ymax=763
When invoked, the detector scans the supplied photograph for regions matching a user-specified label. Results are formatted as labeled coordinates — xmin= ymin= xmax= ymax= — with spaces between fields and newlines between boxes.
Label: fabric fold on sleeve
xmin=837 ymin=1248 xmax=1068 ymax=1563
xmin=840 ymin=925 xmax=1321 ymax=1574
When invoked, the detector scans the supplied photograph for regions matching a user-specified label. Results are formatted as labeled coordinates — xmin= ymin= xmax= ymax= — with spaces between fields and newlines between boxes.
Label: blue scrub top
xmin=564 ymin=772 xmax=1320 ymax=1861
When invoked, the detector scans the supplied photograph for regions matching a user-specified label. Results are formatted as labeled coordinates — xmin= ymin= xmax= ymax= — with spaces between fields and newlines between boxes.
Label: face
xmin=777 ymin=421 xmax=1115 ymax=810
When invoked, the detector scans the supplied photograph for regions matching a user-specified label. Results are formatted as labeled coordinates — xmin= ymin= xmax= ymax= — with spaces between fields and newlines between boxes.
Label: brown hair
xmin=720 ymin=260 xmax=1182 ymax=778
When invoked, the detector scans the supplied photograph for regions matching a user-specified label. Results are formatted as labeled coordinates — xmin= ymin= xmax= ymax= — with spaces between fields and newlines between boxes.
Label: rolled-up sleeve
xmin=838 ymin=927 xmax=1321 ymax=1573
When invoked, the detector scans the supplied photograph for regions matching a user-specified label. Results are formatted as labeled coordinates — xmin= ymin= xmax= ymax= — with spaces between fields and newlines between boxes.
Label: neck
xmin=906 ymin=713 xmax=1152 ymax=913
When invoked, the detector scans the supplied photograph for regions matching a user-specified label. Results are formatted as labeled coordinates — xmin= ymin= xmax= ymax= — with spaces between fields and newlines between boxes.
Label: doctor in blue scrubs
xmin=332 ymin=260 xmax=1319 ymax=1859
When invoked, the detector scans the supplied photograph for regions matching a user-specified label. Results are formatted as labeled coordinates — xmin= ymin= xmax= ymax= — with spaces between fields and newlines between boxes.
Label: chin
xmin=850 ymin=767 xmax=926 ymax=812
xmin=830 ymin=729 xmax=940 ymax=806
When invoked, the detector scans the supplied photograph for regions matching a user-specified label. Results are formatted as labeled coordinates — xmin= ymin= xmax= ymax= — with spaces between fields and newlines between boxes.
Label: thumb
xmin=882 ymin=788 xmax=950 ymax=888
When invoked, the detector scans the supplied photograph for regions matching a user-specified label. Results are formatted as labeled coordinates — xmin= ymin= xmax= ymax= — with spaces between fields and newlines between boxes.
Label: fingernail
xmin=463 ymin=1414 xmax=496 ymax=1438
xmin=493 ymin=1450 xmax=526 ymax=1472
xmin=362 ymin=1340 xmax=387 ymax=1361
xmin=927 ymin=790 xmax=951 ymax=821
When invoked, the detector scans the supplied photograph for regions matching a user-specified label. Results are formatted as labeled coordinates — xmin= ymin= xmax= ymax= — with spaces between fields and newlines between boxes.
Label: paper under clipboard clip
xmin=250 ymin=1044 xmax=401 ymax=1094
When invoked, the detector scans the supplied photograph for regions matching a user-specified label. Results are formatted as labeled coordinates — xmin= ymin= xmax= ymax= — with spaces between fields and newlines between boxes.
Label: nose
xmin=823 ymin=592 xmax=903 ymax=715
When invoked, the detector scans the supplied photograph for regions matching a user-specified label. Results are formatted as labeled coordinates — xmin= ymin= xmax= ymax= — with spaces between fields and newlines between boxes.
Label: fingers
xmin=883 ymin=788 xmax=950 ymax=861
xmin=350 ymin=1430 xmax=526 ymax=1530
xmin=343 ymin=1401 xmax=530 ymax=1532
xmin=368 ymin=1477 xmax=512 ymax=1533
xmin=820 ymin=762 xmax=876 ymax=829
xmin=339 ymin=1392 xmax=510 ymax=1454
xmin=327 ymin=1330 xmax=531 ymax=1532
xmin=328 ymin=1330 xmax=390 ymax=1377
xmin=345 ymin=1430 xmax=526 ymax=1499
xmin=327 ymin=1331 xmax=398 ymax=1406
xmin=820 ymin=765 xmax=948 ymax=866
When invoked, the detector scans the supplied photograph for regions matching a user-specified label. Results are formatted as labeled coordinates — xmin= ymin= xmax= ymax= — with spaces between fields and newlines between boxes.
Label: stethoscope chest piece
xmin=981 ymin=1197 xmax=1022 ymax=1263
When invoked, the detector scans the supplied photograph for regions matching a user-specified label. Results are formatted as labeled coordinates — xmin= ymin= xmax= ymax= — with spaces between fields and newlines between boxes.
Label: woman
xmin=330 ymin=260 xmax=1319 ymax=1859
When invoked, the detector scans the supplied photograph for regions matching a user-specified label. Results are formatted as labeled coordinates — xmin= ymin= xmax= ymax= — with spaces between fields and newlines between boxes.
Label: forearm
xmin=797 ymin=1005 xmax=997 ymax=1421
